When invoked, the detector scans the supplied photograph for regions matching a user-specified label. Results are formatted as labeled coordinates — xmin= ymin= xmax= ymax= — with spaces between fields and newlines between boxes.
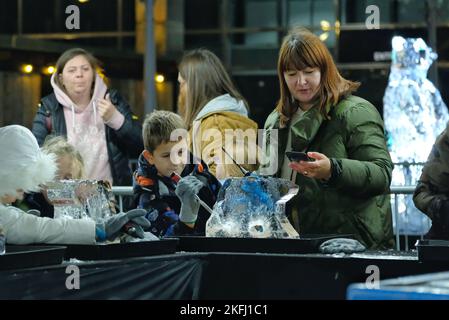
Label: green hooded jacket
xmin=263 ymin=95 xmax=394 ymax=249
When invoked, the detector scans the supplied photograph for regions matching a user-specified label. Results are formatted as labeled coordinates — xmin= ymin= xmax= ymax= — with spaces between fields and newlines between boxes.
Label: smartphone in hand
xmin=285 ymin=151 xmax=315 ymax=162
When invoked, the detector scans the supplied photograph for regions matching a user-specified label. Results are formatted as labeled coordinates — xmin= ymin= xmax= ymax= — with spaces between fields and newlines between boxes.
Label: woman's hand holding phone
xmin=287 ymin=151 xmax=331 ymax=180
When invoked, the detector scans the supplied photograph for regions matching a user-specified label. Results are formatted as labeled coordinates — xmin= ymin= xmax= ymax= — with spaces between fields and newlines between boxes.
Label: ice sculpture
xmin=206 ymin=175 xmax=300 ymax=238
xmin=383 ymin=36 xmax=449 ymax=234
xmin=46 ymin=180 xmax=115 ymax=224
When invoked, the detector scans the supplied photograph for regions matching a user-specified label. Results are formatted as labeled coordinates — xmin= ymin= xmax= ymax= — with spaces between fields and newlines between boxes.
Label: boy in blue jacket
xmin=133 ymin=111 xmax=220 ymax=236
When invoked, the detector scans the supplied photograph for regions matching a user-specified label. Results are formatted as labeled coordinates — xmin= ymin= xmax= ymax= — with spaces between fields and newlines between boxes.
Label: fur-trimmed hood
xmin=0 ymin=125 xmax=57 ymax=198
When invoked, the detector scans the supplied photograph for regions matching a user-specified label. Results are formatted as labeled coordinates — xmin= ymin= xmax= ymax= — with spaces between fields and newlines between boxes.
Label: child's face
xmin=147 ymin=140 xmax=186 ymax=177
xmin=56 ymin=154 xmax=82 ymax=180
xmin=1 ymin=189 xmax=24 ymax=204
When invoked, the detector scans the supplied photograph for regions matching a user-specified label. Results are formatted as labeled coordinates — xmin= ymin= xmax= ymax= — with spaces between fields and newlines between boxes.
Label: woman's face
xmin=284 ymin=67 xmax=321 ymax=110
xmin=59 ymin=55 xmax=94 ymax=98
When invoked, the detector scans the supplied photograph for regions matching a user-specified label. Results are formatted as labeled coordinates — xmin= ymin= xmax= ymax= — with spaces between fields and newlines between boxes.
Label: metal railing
xmin=112 ymin=186 xmax=134 ymax=213
xmin=111 ymin=185 xmax=421 ymax=251
xmin=390 ymin=186 xmax=420 ymax=251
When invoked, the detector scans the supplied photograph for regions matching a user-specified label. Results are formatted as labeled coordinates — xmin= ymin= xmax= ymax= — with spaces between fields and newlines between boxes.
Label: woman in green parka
xmin=263 ymin=28 xmax=394 ymax=249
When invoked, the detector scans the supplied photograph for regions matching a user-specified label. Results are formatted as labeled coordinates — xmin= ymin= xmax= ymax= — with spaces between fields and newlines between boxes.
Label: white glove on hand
xmin=98 ymin=209 xmax=151 ymax=241
xmin=175 ymin=175 xmax=204 ymax=224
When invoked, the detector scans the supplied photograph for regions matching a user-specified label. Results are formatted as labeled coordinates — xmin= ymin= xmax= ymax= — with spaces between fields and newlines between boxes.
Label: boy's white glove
xmin=175 ymin=175 xmax=204 ymax=224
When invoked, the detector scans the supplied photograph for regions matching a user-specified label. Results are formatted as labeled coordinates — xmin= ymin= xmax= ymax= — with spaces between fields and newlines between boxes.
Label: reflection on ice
xmin=46 ymin=180 xmax=115 ymax=223
xmin=206 ymin=175 xmax=300 ymax=238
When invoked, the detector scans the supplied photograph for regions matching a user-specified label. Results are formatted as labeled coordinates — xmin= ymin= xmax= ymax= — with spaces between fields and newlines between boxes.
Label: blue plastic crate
xmin=347 ymin=271 xmax=449 ymax=300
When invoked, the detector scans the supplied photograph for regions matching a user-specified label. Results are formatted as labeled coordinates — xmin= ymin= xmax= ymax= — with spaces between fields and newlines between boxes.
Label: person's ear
xmin=143 ymin=150 xmax=155 ymax=165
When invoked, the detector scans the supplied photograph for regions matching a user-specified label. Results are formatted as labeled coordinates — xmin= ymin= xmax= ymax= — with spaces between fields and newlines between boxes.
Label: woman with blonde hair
xmin=178 ymin=49 xmax=258 ymax=179
xmin=263 ymin=28 xmax=394 ymax=249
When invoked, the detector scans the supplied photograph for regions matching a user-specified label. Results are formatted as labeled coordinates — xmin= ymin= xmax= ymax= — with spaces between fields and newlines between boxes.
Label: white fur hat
xmin=0 ymin=125 xmax=57 ymax=198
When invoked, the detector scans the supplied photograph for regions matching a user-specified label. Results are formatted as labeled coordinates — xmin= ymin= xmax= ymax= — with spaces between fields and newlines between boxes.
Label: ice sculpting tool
xmin=171 ymin=172 xmax=215 ymax=216
xmin=221 ymin=146 xmax=250 ymax=176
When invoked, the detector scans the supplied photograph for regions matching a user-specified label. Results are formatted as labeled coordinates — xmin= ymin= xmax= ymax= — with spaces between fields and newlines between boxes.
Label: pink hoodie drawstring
xmin=93 ymin=99 xmax=98 ymax=126
xmin=71 ymin=104 xmax=75 ymax=129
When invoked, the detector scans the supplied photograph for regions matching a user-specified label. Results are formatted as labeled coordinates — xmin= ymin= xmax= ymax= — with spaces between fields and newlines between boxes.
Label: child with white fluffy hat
xmin=0 ymin=125 xmax=149 ymax=246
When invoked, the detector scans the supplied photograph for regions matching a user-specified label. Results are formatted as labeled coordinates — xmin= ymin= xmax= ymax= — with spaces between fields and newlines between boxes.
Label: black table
xmin=0 ymin=253 xmax=205 ymax=299
xmin=2 ymin=250 xmax=449 ymax=299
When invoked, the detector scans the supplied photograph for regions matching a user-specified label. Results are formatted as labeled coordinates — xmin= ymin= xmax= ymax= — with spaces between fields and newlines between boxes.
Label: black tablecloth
xmin=0 ymin=254 xmax=205 ymax=299
xmin=2 ymin=251 xmax=449 ymax=299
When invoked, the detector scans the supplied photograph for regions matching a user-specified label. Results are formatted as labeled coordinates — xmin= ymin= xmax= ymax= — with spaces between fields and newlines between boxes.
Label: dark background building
xmin=1 ymin=0 xmax=449 ymax=129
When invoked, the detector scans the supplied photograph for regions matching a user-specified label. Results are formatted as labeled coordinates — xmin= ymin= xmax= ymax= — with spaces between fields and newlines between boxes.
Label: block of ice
xmin=46 ymin=180 xmax=115 ymax=223
xmin=206 ymin=175 xmax=300 ymax=238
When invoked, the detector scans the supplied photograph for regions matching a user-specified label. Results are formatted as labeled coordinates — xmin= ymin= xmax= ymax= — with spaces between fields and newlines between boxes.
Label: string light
xmin=42 ymin=65 xmax=56 ymax=75
xmin=155 ymin=74 xmax=165 ymax=83
xmin=21 ymin=64 xmax=33 ymax=74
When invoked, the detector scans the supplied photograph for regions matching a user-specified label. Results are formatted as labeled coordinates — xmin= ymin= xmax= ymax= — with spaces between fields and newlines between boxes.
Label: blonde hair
xmin=178 ymin=49 xmax=248 ymax=128
xmin=277 ymin=27 xmax=360 ymax=127
xmin=42 ymin=136 xmax=85 ymax=179
xmin=143 ymin=111 xmax=186 ymax=152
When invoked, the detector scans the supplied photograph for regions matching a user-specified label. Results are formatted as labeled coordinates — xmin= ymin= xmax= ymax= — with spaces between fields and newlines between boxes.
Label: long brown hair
xmin=178 ymin=49 xmax=248 ymax=128
xmin=53 ymin=48 xmax=102 ymax=94
xmin=276 ymin=27 xmax=360 ymax=127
